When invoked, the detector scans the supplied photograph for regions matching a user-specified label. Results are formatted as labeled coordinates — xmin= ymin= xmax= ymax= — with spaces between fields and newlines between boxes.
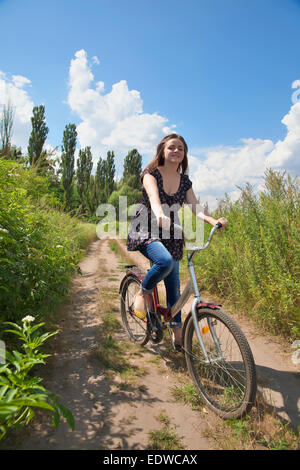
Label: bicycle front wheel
xmin=184 ymin=308 xmax=257 ymax=419
xmin=120 ymin=275 xmax=150 ymax=346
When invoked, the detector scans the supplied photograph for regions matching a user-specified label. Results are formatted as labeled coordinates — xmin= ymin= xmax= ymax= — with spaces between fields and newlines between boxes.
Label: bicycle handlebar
xmin=173 ymin=221 xmax=223 ymax=253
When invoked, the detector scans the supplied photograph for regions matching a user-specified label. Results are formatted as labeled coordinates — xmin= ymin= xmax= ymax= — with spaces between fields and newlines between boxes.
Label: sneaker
xmin=133 ymin=309 xmax=147 ymax=319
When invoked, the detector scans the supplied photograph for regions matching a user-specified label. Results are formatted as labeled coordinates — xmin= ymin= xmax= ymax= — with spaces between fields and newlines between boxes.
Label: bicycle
xmin=119 ymin=223 xmax=257 ymax=419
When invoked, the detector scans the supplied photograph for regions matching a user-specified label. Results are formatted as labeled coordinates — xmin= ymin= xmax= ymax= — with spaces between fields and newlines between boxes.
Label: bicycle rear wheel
xmin=120 ymin=275 xmax=150 ymax=346
xmin=184 ymin=308 xmax=257 ymax=419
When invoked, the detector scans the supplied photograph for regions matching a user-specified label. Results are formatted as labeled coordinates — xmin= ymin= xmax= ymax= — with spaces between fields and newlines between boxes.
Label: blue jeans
xmin=140 ymin=241 xmax=182 ymax=328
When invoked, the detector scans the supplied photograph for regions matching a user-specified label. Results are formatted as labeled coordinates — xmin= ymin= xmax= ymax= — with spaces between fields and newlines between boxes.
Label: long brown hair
xmin=141 ymin=133 xmax=188 ymax=181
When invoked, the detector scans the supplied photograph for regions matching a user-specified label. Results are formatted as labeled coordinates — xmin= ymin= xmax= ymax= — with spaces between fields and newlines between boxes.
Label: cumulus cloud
xmin=67 ymin=49 xmax=173 ymax=172
xmin=0 ymin=71 xmax=34 ymax=149
xmin=189 ymin=81 xmax=300 ymax=209
xmin=188 ymin=138 xmax=275 ymax=208
xmin=67 ymin=50 xmax=300 ymax=208
xmin=265 ymin=102 xmax=300 ymax=173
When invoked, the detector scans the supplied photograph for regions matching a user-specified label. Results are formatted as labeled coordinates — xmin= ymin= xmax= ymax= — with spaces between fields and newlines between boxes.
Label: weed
xmin=172 ymin=384 xmax=203 ymax=410
xmin=148 ymin=412 xmax=184 ymax=450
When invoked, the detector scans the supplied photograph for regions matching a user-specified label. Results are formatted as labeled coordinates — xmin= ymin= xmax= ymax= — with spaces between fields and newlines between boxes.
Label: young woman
xmin=126 ymin=133 xmax=228 ymax=350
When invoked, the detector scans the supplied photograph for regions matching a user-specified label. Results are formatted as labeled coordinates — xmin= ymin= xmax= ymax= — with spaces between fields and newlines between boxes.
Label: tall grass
xmin=184 ymin=169 xmax=300 ymax=341
xmin=0 ymin=160 xmax=96 ymax=324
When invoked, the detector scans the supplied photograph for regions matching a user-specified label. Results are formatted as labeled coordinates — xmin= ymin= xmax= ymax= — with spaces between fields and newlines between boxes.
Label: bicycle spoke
xmin=185 ymin=308 xmax=256 ymax=418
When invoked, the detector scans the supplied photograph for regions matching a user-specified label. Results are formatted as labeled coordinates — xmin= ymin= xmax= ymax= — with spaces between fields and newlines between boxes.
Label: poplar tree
xmin=76 ymin=146 xmax=93 ymax=213
xmin=61 ymin=123 xmax=77 ymax=211
xmin=95 ymin=157 xmax=107 ymax=203
xmin=27 ymin=105 xmax=49 ymax=166
xmin=0 ymin=101 xmax=14 ymax=158
xmin=105 ymin=150 xmax=116 ymax=197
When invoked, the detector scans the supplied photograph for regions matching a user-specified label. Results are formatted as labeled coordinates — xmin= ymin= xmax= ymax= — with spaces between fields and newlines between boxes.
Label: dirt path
xmin=18 ymin=239 xmax=214 ymax=450
xmin=118 ymin=238 xmax=300 ymax=429
xmin=13 ymin=238 xmax=300 ymax=449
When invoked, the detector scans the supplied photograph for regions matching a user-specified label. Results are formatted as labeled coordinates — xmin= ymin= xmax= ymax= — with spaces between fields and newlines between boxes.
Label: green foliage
xmin=0 ymin=159 xmax=96 ymax=324
xmin=108 ymin=183 xmax=142 ymax=221
xmin=60 ymin=123 xmax=77 ymax=212
xmin=0 ymin=101 xmax=14 ymax=158
xmin=0 ymin=317 xmax=74 ymax=440
xmin=123 ymin=149 xmax=142 ymax=187
xmin=192 ymin=169 xmax=300 ymax=340
xmin=27 ymin=105 xmax=49 ymax=166
xmin=105 ymin=151 xmax=116 ymax=197
xmin=95 ymin=157 xmax=106 ymax=203
xmin=76 ymin=146 xmax=93 ymax=213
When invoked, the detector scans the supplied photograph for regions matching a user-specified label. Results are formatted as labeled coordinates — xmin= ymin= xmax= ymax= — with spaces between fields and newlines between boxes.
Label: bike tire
xmin=120 ymin=275 xmax=150 ymax=346
xmin=184 ymin=307 xmax=257 ymax=419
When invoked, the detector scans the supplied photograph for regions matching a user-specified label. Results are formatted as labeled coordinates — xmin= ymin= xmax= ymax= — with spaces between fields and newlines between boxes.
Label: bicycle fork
xmin=188 ymin=259 xmax=224 ymax=364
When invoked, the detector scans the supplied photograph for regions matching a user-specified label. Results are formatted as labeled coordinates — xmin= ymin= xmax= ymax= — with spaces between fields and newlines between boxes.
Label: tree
xmin=123 ymin=149 xmax=142 ymax=187
xmin=60 ymin=123 xmax=77 ymax=211
xmin=105 ymin=150 xmax=116 ymax=197
xmin=95 ymin=156 xmax=107 ymax=204
xmin=0 ymin=101 xmax=15 ymax=158
xmin=76 ymin=146 xmax=93 ymax=213
xmin=89 ymin=175 xmax=100 ymax=217
xmin=27 ymin=105 xmax=49 ymax=166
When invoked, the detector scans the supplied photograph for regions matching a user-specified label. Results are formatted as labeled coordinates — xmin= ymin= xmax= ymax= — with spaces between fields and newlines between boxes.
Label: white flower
xmin=0 ymin=228 xmax=8 ymax=233
xmin=56 ymin=245 xmax=63 ymax=248
xmin=22 ymin=315 xmax=35 ymax=323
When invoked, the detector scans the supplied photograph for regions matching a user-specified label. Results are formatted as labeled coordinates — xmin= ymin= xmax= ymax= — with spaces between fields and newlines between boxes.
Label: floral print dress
xmin=126 ymin=168 xmax=192 ymax=261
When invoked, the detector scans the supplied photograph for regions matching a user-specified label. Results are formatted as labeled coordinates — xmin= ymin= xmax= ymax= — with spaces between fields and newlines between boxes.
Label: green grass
xmin=171 ymin=383 xmax=203 ymax=410
xmin=0 ymin=160 xmax=97 ymax=326
xmin=181 ymin=169 xmax=300 ymax=341
xmin=148 ymin=412 xmax=184 ymax=450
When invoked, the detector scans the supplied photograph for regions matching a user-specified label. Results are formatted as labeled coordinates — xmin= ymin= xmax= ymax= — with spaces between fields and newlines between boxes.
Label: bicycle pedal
xmin=157 ymin=306 xmax=172 ymax=323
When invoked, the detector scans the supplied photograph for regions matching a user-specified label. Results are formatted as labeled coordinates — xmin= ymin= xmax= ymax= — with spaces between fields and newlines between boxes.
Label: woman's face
xmin=163 ymin=138 xmax=185 ymax=165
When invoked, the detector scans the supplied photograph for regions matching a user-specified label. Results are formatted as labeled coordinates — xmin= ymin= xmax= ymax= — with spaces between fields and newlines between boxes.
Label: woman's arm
xmin=185 ymin=187 xmax=228 ymax=229
xmin=143 ymin=173 xmax=171 ymax=228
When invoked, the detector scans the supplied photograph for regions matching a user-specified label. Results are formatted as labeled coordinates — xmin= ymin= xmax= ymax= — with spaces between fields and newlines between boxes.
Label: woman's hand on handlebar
xmin=158 ymin=214 xmax=171 ymax=230
xmin=216 ymin=217 xmax=228 ymax=230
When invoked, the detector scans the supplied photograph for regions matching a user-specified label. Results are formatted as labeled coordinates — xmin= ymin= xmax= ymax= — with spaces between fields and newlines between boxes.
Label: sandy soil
xmin=7 ymin=238 xmax=300 ymax=450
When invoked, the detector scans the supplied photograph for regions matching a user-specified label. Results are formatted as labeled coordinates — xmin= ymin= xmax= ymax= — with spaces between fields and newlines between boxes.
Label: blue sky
xmin=1 ymin=0 xmax=300 ymax=207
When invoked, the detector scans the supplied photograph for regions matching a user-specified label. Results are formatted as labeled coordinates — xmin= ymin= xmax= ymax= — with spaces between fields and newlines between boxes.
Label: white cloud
xmin=92 ymin=55 xmax=100 ymax=65
xmin=265 ymin=101 xmax=300 ymax=173
xmin=12 ymin=75 xmax=31 ymax=89
xmin=188 ymin=93 xmax=300 ymax=210
xmin=188 ymin=138 xmax=275 ymax=208
xmin=67 ymin=49 xmax=174 ymax=173
xmin=0 ymin=71 xmax=34 ymax=149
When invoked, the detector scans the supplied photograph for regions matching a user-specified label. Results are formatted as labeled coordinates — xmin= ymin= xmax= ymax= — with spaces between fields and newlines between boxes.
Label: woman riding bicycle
xmin=126 ymin=133 xmax=228 ymax=350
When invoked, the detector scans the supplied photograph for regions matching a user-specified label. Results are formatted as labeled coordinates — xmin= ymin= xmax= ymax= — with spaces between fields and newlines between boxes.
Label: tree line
xmin=0 ymin=102 xmax=142 ymax=219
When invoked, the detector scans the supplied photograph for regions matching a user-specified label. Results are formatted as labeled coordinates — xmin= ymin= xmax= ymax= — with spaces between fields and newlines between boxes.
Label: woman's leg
xmin=163 ymin=261 xmax=182 ymax=346
xmin=134 ymin=242 xmax=175 ymax=316
xmin=141 ymin=241 xmax=175 ymax=292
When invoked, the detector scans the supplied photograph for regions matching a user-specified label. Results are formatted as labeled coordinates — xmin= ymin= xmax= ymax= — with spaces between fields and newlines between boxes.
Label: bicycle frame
xmin=122 ymin=224 xmax=224 ymax=362
xmin=154 ymin=223 xmax=224 ymax=362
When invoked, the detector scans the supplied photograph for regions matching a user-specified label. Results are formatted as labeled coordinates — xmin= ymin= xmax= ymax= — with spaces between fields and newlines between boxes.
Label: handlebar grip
xmin=215 ymin=222 xmax=223 ymax=229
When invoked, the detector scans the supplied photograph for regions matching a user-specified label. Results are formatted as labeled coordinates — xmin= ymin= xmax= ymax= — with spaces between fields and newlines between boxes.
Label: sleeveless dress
xmin=126 ymin=168 xmax=192 ymax=261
